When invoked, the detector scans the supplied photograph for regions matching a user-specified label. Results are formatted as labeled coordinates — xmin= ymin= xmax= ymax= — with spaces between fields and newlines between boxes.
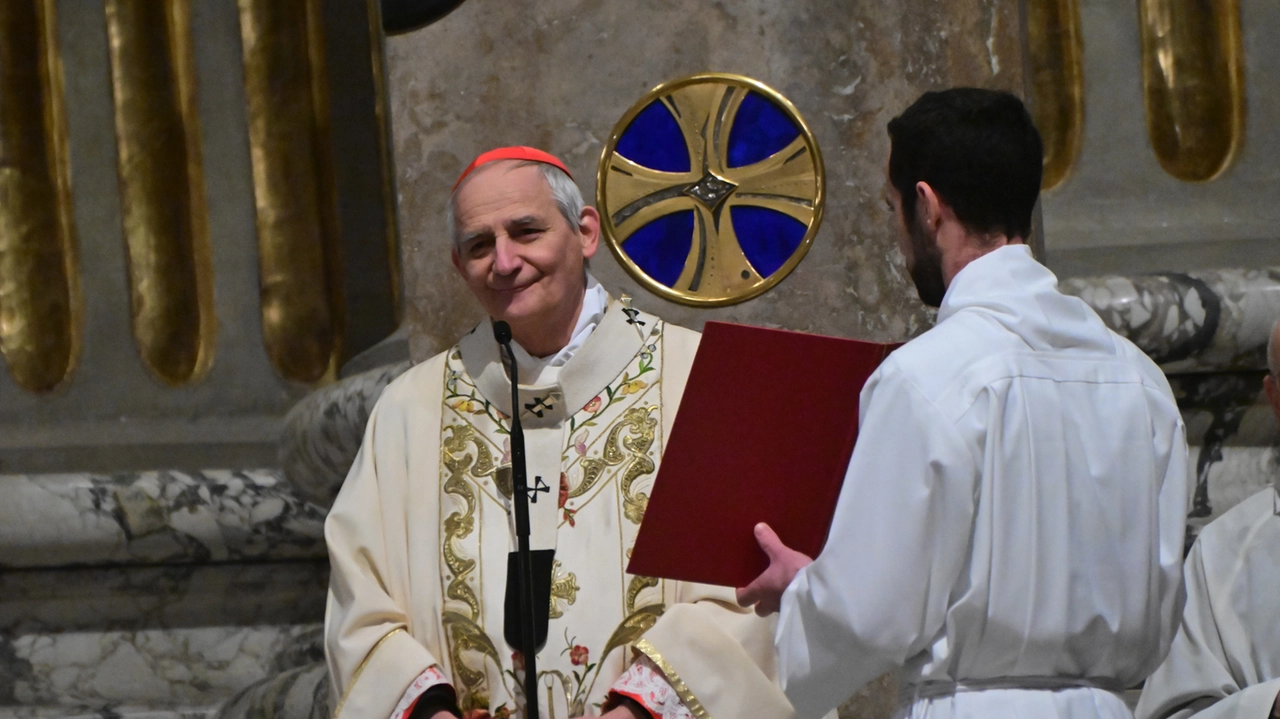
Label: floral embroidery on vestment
xmin=436 ymin=317 xmax=673 ymax=716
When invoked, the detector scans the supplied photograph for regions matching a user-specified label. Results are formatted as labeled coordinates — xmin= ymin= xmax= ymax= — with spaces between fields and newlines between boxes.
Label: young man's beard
xmin=907 ymin=212 xmax=946 ymax=308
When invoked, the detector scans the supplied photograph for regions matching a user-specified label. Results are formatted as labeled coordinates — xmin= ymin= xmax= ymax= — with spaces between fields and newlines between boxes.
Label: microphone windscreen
xmin=492 ymin=320 xmax=513 ymax=345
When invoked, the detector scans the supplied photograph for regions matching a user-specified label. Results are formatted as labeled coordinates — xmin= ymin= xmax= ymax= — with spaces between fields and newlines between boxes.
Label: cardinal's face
xmin=451 ymin=161 xmax=599 ymax=344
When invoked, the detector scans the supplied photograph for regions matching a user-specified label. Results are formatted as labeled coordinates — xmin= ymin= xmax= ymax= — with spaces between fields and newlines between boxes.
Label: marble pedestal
xmin=0 ymin=470 xmax=328 ymax=718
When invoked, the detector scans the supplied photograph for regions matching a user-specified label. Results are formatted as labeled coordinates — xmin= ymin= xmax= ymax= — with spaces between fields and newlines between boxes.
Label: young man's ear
xmin=915 ymin=181 xmax=942 ymax=232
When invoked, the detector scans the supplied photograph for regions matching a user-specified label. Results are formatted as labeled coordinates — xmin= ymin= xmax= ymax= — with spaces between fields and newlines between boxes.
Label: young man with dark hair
xmin=885 ymin=88 xmax=1044 ymax=307
xmin=738 ymin=88 xmax=1192 ymax=719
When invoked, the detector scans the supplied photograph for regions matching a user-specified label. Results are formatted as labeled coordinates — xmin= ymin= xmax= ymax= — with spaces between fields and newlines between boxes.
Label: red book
xmin=627 ymin=321 xmax=897 ymax=588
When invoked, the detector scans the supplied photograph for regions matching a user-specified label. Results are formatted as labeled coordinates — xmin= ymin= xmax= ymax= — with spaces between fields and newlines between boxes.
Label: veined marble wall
xmin=387 ymin=0 xmax=1027 ymax=359
xmin=0 ymin=469 xmax=327 ymax=718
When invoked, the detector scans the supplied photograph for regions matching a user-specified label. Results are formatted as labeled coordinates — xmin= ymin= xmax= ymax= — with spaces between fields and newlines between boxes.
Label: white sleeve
xmin=1182 ymin=680 xmax=1280 ymax=719
xmin=1136 ymin=541 xmax=1254 ymax=719
xmin=774 ymin=364 xmax=978 ymax=719
xmin=325 ymin=405 xmax=441 ymax=719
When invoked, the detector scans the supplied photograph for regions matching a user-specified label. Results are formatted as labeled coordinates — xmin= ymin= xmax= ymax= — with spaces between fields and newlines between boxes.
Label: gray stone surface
xmin=0 ymin=564 xmax=326 ymax=637
xmin=386 ymin=0 xmax=1027 ymax=360
xmin=2 ymin=623 xmax=320 ymax=715
xmin=0 ymin=709 xmax=215 ymax=718
xmin=1170 ymin=371 xmax=1280 ymax=539
xmin=338 ymin=325 xmax=411 ymax=379
xmin=216 ymin=663 xmax=328 ymax=719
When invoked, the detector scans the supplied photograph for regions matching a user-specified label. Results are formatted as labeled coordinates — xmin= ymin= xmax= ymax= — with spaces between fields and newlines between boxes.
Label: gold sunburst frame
xmin=597 ymin=73 xmax=825 ymax=307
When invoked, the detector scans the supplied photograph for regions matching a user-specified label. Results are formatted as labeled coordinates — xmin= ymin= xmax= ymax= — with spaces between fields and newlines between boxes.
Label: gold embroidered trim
xmin=626 ymin=575 xmax=659 ymax=615
xmin=617 ymin=405 xmax=658 ymax=524
xmin=441 ymin=608 xmax=501 ymax=706
xmin=574 ymin=405 xmax=657 ymax=523
xmin=580 ymin=603 xmax=667 ymax=703
xmin=548 ymin=559 xmax=580 ymax=619
xmin=442 ymin=424 xmax=483 ymax=620
xmin=332 ymin=627 xmax=407 ymax=718
xmin=441 ymin=420 xmax=500 ymax=708
xmin=634 ymin=638 xmax=712 ymax=719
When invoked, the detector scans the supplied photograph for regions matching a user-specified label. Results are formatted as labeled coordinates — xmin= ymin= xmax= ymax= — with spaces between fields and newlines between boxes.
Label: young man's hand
xmin=735 ymin=523 xmax=813 ymax=616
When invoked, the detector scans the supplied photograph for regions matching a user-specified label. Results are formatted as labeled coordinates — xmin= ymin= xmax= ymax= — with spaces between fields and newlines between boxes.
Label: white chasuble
xmin=326 ymin=299 xmax=794 ymax=719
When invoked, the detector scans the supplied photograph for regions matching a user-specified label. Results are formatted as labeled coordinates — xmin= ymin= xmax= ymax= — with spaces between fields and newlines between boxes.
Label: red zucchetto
xmin=452 ymin=146 xmax=573 ymax=192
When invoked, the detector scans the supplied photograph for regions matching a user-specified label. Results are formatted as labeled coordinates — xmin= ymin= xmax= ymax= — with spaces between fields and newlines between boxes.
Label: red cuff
xmin=607 ymin=689 xmax=660 ymax=719
xmin=391 ymin=665 xmax=452 ymax=719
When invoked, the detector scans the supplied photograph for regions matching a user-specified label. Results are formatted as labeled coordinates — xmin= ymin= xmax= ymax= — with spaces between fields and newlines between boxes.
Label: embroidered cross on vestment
xmin=528 ymin=476 xmax=550 ymax=503
xmin=524 ymin=396 xmax=554 ymax=418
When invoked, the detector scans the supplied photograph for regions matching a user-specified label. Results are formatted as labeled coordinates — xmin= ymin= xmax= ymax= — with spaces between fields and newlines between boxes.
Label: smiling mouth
xmin=492 ymin=284 xmax=531 ymax=295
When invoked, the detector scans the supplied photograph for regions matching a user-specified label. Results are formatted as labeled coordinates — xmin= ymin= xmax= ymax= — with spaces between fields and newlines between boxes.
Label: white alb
xmin=776 ymin=244 xmax=1192 ymax=719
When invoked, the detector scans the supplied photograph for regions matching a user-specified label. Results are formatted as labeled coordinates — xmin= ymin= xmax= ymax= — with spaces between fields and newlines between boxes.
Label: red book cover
xmin=627 ymin=321 xmax=897 ymax=588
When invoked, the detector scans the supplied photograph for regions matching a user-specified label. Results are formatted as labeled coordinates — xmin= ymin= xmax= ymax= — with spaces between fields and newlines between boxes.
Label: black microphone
xmin=492 ymin=319 xmax=512 ymax=346
xmin=490 ymin=318 xmax=546 ymax=719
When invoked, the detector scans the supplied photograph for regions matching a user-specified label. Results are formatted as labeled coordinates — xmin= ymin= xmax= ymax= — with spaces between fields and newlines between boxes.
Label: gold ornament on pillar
xmin=239 ymin=0 xmax=344 ymax=384
xmin=1138 ymin=0 xmax=1245 ymax=182
xmin=1026 ymin=0 xmax=1084 ymax=190
xmin=106 ymin=0 xmax=215 ymax=386
xmin=0 ymin=0 xmax=81 ymax=394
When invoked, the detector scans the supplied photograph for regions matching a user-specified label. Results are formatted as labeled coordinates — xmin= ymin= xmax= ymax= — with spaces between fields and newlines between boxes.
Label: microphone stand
xmin=492 ymin=321 xmax=540 ymax=719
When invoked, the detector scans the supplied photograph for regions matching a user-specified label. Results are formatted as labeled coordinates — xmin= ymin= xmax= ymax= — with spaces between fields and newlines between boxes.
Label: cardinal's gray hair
xmin=446 ymin=161 xmax=585 ymax=247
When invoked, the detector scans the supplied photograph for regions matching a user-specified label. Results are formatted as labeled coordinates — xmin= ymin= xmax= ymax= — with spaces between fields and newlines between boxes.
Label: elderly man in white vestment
xmin=324 ymin=146 xmax=793 ymax=719
xmin=1134 ymin=318 xmax=1280 ymax=719
xmin=737 ymin=89 xmax=1192 ymax=719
